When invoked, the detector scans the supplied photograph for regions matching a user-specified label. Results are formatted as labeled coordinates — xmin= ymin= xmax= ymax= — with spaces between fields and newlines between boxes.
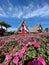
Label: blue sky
xmin=0 ymin=0 xmax=49 ymax=31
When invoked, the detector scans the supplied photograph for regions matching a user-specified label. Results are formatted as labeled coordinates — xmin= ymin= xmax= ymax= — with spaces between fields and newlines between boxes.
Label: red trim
xmin=18 ymin=32 xmax=28 ymax=34
xmin=36 ymin=31 xmax=40 ymax=34
xmin=18 ymin=24 xmax=28 ymax=34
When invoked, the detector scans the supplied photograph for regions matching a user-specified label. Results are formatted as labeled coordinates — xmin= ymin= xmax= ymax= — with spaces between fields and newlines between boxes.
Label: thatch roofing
xmin=15 ymin=20 xmax=29 ymax=33
xmin=29 ymin=24 xmax=42 ymax=32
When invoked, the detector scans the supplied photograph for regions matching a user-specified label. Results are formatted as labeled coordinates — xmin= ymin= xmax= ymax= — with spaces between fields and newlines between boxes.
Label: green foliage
xmin=0 ymin=55 xmax=5 ymax=63
xmin=0 ymin=34 xmax=49 ymax=65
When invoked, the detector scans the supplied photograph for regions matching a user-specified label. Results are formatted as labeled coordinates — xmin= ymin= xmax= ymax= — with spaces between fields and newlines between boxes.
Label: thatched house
xmin=29 ymin=24 xmax=43 ymax=33
xmin=15 ymin=20 xmax=29 ymax=34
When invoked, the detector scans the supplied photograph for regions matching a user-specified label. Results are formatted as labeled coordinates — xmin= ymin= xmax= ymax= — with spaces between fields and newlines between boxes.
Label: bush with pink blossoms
xmin=37 ymin=56 xmax=46 ymax=65
xmin=0 ymin=33 xmax=49 ymax=65
xmin=27 ymin=56 xmax=46 ymax=65
xmin=5 ymin=54 xmax=12 ymax=60
xmin=13 ymin=56 xmax=19 ymax=64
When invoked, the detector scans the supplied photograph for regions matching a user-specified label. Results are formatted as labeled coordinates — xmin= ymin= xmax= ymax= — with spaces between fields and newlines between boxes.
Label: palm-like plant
xmin=0 ymin=21 xmax=11 ymax=36
xmin=0 ymin=21 xmax=11 ymax=31
xmin=0 ymin=21 xmax=4 ymax=28
xmin=3 ymin=22 xmax=11 ymax=31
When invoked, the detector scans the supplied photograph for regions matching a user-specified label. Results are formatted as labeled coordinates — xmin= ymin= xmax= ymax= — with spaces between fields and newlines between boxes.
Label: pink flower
xmin=0 ymin=45 xmax=3 ymax=49
xmin=18 ymin=46 xmax=26 ymax=58
xmin=18 ymin=51 xmax=23 ymax=58
xmin=27 ymin=56 xmax=46 ymax=65
xmin=34 ymin=40 xmax=40 ymax=48
xmin=13 ymin=48 xmax=16 ymax=51
xmin=13 ymin=56 xmax=19 ymax=64
xmin=26 ymin=43 xmax=28 ymax=47
xmin=28 ymin=42 xmax=33 ymax=45
xmin=0 ymin=64 xmax=2 ymax=65
xmin=4 ymin=62 xmax=8 ymax=65
xmin=5 ymin=54 xmax=11 ymax=60
xmin=14 ymin=52 xmax=18 ymax=56
xmin=21 ymin=46 xmax=26 ymax=53
xmin=19 ymin=41 xmax=22 ymax=46
xmin=1 ymin=51 xmax=5 ymax=55
xmin=19 ymin=61 xmax=22 ymax=65
xmin=37 ymin=56 xmax=46 ymax=65
xmin=32 ymin=59 xmax=41 ymax=65
xmin=47 ymin=44 xmax=49 ymax=46
xmin=27 ymin=61 xmax=33 ymax=65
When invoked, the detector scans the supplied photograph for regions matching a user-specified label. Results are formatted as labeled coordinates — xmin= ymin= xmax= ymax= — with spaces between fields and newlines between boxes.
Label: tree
xmin=0 ymin=21 xmax=11 ymax=36
xmin=3 ymin=22 xmax=11 ymax=31
xmin=0 ymin=21 xmax=4 ymax=28
xmin=0 ymin=21 xmax=11 ymax=31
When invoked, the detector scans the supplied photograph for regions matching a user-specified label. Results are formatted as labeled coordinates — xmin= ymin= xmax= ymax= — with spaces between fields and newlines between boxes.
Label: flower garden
xmin=0 ymin=33 xmax=49 ymax=65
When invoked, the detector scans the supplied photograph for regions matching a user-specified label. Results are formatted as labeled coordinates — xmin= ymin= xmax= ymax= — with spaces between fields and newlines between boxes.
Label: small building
xmin=29 ymin=24 xmax=43 ymax=33
xmin=15 ymin=20 xmax=29 ymax=34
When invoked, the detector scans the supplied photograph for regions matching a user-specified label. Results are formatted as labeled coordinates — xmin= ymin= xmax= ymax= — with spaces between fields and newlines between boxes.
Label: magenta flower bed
xmin=0 ymin=33 xmax=49 ymax=65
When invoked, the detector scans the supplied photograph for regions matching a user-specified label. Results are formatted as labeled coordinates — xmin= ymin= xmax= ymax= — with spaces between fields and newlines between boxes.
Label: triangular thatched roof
xmin=15 ymin=20 xmax=29 ymax=33
xmin=29 ymin=24 xmax=43 ymax=32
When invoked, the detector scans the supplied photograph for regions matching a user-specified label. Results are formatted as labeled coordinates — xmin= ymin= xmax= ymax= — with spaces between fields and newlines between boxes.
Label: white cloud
xmin=7 ymin=27 xmax=16 ymax=32
xmin=0 ymin=7 xmax=6 ymax=17
xmin=7 ymin=0 xmax=13 ymax=7
xmin=23 ymin=4 xmax=49 ymax=18
xmin=0 ymin=1 xmax=49 ymax=18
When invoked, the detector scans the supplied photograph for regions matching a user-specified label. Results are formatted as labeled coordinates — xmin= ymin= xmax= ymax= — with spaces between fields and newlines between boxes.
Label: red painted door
xmin=22 ymin=25 xmax=25 ymax=34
